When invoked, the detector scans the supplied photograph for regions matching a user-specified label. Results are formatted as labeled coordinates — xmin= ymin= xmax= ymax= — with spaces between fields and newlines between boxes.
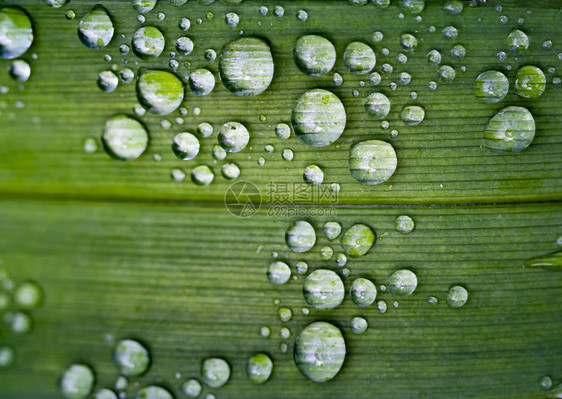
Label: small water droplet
xmin=286 ymin=221 xmax=315 ymax=252
xmin=191 ymin=165 xmax=214 ymax=186
xmin=344 ymin=42 xmax=376 ymax=75
xmin=303 ymin=269 xmax=344 ymax=310
xmin=78 ymin=5 xmax=113 ymax=50
xmin=389 ymin=269 xmax=417 ymax=296
xmin=303 ymin=165 xmax=324 ymax=186
xmin=294 ymin=35 xmax=336 ymax=77
xmin=395 ymin=215 xmax=415 ymax=233
xmin=60 ymin=364 xmax=95 ymax=399
xmin=376 ymin=300 xmax=387 ymax=313
xmin=267 ymin=261 xmax=291 ymax=285
xmin=350 ymin=278 xmax=377 ymax=307
xmin=102 ymin=115 xmax=149 ymax=161
xmin=137 ymin=70 xmax=184 ymax=115
xmin=247 ymin=353 xmax=273 ymax=384
xmin=181 ymin=379 xmax=202 ymax=398
xmin=365 ymin=92 xmax=390 ymax=119
xmin=260 ymin=326 xmax=271 ymax=338
xmin=474 ymin=70 xmax=509 ymax=104
xmin=349 ymin=140 xmax=397 ymax=185
xmin=483 ymin=106 xmax=535 ymax=152
xmin=201 ymin=358 xmax=230 ymax=388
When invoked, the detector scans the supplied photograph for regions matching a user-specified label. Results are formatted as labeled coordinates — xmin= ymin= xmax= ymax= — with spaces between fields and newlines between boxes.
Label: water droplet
xmin=542 ymin=40 xmax=553 ymax=50
xmin=349 ymin=140 xmax=397 ymax=185
xmin=365 ymin=92 xmax=390 ymax=119
xmin=395 ymin=215 xmax=414 ymax=233
xmin=134 ymin=386 xmax=173 ymax=399
xmin=278 ymin=306 xmax=293 ymax=322
xmin=9 ymin=59 xmax=30 ymax=82
xmin=267 ymin=261 xmax=291 ymax=284
xmin=451 ymin=44 xmax=466 ymax=59
xmin=303 ymin=165 xmax=324 ymax=185
xmin=225 ymin=12 xmax=239 ymax=27
xmin=60 ymin=364 xmax=95 ymax=399
xmin=507 ymin=29 xmax=529 ymax=53
xmin=171 ymin=168 xmax=186 ymax=182
xmin=275 ymin=123 xmax=291 ymax=139
xmin=191 ymin=165 xmax=214 ymax=185
xmin=78 ymin=5 xmax=113 ymax=50
xmin=218 ymin=122 xmax=250 ymax=153
xmin=474 ymin=70 xmax=509 ymax=104
xmin=260 ymin=326 xmax=271 ymax=338
xmin=282 ymin=148 xmax=294 ymax=161
xmin=280 ymin=326 xmax=291 ymax=339
xmin=540 ymin=376 xmax=553 ymax=390
xmin=343 ymin=42 xmax=376 ymax=75
xmin=350 ymin=278 xmax=377 ymax=307
xmin=92 ymin=389 xmax=117 ymax=399
xmin=427 ymin=296 xmax=438 ymax=305
xmin=219 ymin=37 xmax=274 ymax=96
xmin=446 ymin=285 xmax=468 ymax=308
xmin=389 ymin=269 xmax=417 ymax=296
xmin=332 ymin=72 xmax=343 ymax=86
xmin=515 ymin=65 xmax=546 ymax=99
xmin=204 ymin=48 xmax=217 ymax=62
xmin=350 ymin=317 xmax=368 ymax=334
xmin=320 ymin=246 xmax=334 ymax=260
xmin=323 ymin=222 xmax=342 ymax=241
xmin=44 ymin=0 xmax=68 ymax=7
xmin=113 ymin=339 xmax=150 ymax=377
xmin=181 ymin=379 xmax=202 ymax=398
xmin=336 ymin=253 xmax=347 ymax=267
xmin=98 ymin=70 xmax=118 ymax=92
xmin=176 ymin=36 xmax=194 ymax=55
xmin=483 ymin=106 xmax=535 ymax=152
xmin=132 ymin=26 xmax=164 ymax=59
xmin=273 ymin=5 xmax=284 ymax=17
xmin=399 ymin=0 xmax=425 ymax=13
xmin=438 ymin=65 xmax=455 ymax=82
xmin=102 ymin=115 xmax=148 ymax=161
xmin=0 ymin=7 xmax=34 ymax=59
xmin=427 ymin=49 xmax=441 ymax=65
xmin=303 ymin=269 xmax=344 ymax=310
xmin=137 ymin=70 xmax=184 ymax=115
xmin=294 ymin=321 xmax=346 ymax=382
xmin=429 ymin=81 xmax=437 ymax=90
xmin=115 ymin=376 xmax=127 ymax=391
xmin=376 ymin=300 xmax=387 ymax=313
xmin=286 ymin=221 xmax=316 ymax=253
xmin=221 ymin=162 xmax=240 ymax=180
xmin=443 ymin=0 xmax=463 ymax=14
xmin=292 ymin=89 xmax=346 ymax=147
xmin=341 ymin=224 xmax=375 ymax=257
xmin=188 ymin=68 xmax=215 ymax=96
xmin=179 ymin=17 xmax=191 ymax=31
xmin=172 ymin=132 xmax=200 ymax=160
xmin=525 ymin=251 xmax=561 ymax=270
xmin=119 ymin=68 xmax=134 ymax=83
xmin=373 ymin=0 xmax=390 ymax=8
xmin=0 ymin=345 xmax=15 ymax=368
xmin=132 ymin=0 xmax=157 ymax=13
xmin=201 ymin=358 xmax=230 ymax=388
xmin=295 ymin=261 xmax=309 ymax=275
xmin=400 ymin=33 xmax=418 ymax=51
xmin=247 ymin=353 xmax=273 ymax=384
xmin=442 ymin=26 xmax=458 ymax=40
xmin=14 ymin=281 xmax=43 ymax=309
xmin=294 ymin=35 xmax=336 ymax=77
xmin=368 ymin=72 xmax=381 ymax=86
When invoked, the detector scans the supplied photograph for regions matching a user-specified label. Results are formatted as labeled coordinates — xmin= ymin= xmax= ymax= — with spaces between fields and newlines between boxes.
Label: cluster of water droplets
xmin=0 ymin=269 xmax=44 ymax=369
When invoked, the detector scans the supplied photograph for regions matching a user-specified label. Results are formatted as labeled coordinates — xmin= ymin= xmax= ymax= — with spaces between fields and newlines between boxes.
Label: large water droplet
xmin=294 ymin=321 xmax=346 ymax=382
xmin=474 ymin=70 xmax=509 ymax=104
xmin=78 ymin=5 xmax=113 ymax=50
xmin=134 ymin=386 xmax=173 ymax=399
xmin=113 ymin=339 xmax=150 ymax=377
xmin=343 ymin=42 xmax=376 ymax=75
xmin=294 ymin=35 xmax=336 ymax=77
xmin=218 ymin=121 xmax=250 ymax=153
xmin=447 ymin=285 xmax=468 ymax=308
xmin=246 ymin=353 xmax=273 ymax=384
xmin=350 ymin=278 xmax=377 ymax=307
xmin=60 ymin=364 xmax=95 ymax=399
xmin=349 ymin=140 xmax=397 ymax=185
xmin=303 ymin=269 xmax=344 ymax=310
xmin=201 ymin=358 xmax=230 ymax=388
xmin=341 ymin=224 xmax=375 ymax=257
xmin=388 ymin=269 xmax=417 ymax=296
xmin=219 ymin=37 xmax=274 ymax=96
xmin=286 ymin=221 xmax=316 ymax=252
xmin=132 ymin=26 xmax=165 ymax=59
xmin=137 ymin=70 xmax=184 ymax=115
xmin=0 ymin=7 xmax=33 ymax=59
xmin=102 ymin=115 xmax=149 ymax=161
xmin=515 ymin=65 xmax=546 ymax=98
xmin=292 ymin=89 xmax=346 ymax=147
xmin=483 ymin=106 xmax=535 ymax=152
